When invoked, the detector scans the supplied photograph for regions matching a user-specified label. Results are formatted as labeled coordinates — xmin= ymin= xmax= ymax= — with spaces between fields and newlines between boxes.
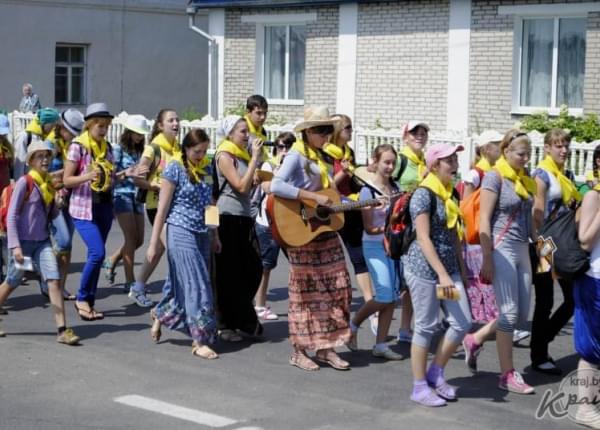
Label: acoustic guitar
xmin=266 ymin=188 xmax=390 ymax=248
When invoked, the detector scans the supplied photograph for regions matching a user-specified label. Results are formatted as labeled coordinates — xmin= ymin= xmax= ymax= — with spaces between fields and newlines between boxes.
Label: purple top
xmin=270 ymin=150 xmax=324 ymax=199
xmin=7 ymin=176 xmax=57 ymax=249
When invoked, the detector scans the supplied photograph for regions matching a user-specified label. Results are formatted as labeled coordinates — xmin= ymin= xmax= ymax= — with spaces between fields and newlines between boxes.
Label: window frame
xmin=243 ymin=13 xmax=316 ymax=106
xmin=55 ymin=44 xmax=87 ymax=106
xmin=511 ymin=14 xmax=586 ymax=116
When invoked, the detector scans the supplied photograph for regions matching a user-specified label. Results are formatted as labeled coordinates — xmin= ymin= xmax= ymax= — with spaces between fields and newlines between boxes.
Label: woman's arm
xmin=146 ymin=179 xmax=175 ymax=261
xmin=414 ymin=210 xmax=453 ymax=287
xmin=63 ymin=159 xmax=96 ymax=189
xmin=132 ymin=156 xmax=158 ymax=191
xmin=217 ymin=153 xmax=259 ymax=194
xmin=532 ymin=176 xmax=547 ymax=231
xmin=478 ymin=187 xmax=498 ymax=282
xmin=463 ymin=183 xmax=476 ymax=200
xmin=578 ymin=191 xmax=600 ymax=251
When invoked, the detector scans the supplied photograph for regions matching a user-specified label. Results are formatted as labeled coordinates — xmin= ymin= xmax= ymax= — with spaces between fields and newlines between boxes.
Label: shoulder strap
xmin=26 ymin=131 xmax=32 ymax=147
xmin=17 ymin=175 xmax=36 ymax=215
xmin=393 ymin=154 xmax=408 ymax=182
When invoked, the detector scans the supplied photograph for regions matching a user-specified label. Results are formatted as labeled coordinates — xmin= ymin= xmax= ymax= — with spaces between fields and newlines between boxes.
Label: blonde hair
xmin=330 ymin=113 xmax=351 ymax=147
xmin=500 ymin=129 xmax=530 ymax=154
xmin=83 ymin=117 xmax=111 ymax=132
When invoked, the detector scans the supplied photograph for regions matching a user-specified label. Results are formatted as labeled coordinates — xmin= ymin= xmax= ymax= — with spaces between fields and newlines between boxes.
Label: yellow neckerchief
xmin=420 ymin=172 xmax=464 ymax=238
xmin=595 ymin=183 xmax=600 ymax=192
xmin=495 ymin=156 xmax=537 ymax=200
xmin=76 ymin=131 xmax=114 ymax=192
xmin=172 ymin=153 xmax=211 ymax=183
xmin=152 ymin=132 xmax=180 ymax=157
xmin=475 ymin=157 xmax=493 ymax=172
xmin=78 ymin=130 xmax=108 ymax=161
xmin=321 ymin=143 xmax=359 ymax=200
xmin=400 ymin=146 xmax=426 ymax=179
xmin=244 ymin=115 xmax=267 ymax=141
xmin=216 ymin=138 xmax=251 ymax=162
xmin=25 ymin=117 xmax=46 ymax=138
xmin=537 ymin=155 xmax=581 ymax=204
xmin=48 ymin=129 xmax=69 ymax=162
xmin=28 ymin=168 xmax=56 ymax=207
xmin=291 ymin=139 xmax=330 ymax=188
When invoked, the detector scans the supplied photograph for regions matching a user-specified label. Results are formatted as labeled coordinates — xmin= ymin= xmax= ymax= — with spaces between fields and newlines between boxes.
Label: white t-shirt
xmin=255 ymin=162 xmax=274 ymax=227
xmin=463 ymin=168 xmax=483 ymax=189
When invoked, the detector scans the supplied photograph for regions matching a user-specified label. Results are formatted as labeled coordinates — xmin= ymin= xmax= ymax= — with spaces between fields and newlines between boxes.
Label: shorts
xmin=255 ymin=223 xmax=280 ymax=270
xmin=362 ymin=240 xmax=399 ymax=303
xmin=50 ymin=208 xmax=75 ymax=254
xmin=343 ymin=241 xmax=368 ymax=275
xmin=114 ymin=194 xmax=144 ymax=215
xmin=5 ymin=239 xmax=59 ymax=288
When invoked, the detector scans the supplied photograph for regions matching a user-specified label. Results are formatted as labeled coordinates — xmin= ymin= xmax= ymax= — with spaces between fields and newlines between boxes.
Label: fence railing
xmin=8 ymin=111 xmax=599 ymax=182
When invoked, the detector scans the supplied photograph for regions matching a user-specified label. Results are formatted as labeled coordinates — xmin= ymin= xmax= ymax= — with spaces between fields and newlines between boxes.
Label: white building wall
xmin=0 ymin=0 xmax=209 ymax=118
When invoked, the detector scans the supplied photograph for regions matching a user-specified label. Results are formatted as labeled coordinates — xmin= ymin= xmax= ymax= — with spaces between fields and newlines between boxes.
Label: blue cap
xmin=0 ymin=114 xmax=9 ymax=135
xmin=37 ymin=108 xmax=60 ymax=126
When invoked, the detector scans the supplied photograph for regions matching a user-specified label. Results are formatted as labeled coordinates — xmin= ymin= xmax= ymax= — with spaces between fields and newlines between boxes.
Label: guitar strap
xmin=355 ymin=173 xmax=386 ymax=196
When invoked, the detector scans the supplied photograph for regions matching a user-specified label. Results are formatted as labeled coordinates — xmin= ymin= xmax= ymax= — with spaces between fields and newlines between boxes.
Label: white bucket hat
xmin=477 ymin=130 xmax=504 ymax=146
xmin=123 ymin=114 xmax=150 ymax=135
xmin=216 ymin=115 xmax=243 ymax=143
xmin=26 ymin=137 xmax=56 ymax=165
xmin=61 ymin=109 xmax=84 ymax=136
xmin=294 ymin=106 xmax=338 ymax=133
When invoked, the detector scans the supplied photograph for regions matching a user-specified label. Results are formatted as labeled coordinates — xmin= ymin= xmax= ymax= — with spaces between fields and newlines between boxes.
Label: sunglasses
xmin=276 ymin=144 xmax=292 ymax=150
xmin=343 ymin=125 xmax=353 ymax=131
xmin=310 ymin=125 xmax=334 ymax=136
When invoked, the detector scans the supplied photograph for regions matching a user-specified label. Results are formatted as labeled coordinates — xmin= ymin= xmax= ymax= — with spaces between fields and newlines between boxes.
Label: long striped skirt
xmin=287 ymin=232 xmax=352 ymax=351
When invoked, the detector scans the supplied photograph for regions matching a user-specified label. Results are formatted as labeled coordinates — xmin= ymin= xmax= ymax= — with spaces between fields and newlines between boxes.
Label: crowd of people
xmin=0 ymin=94 xmax=599 ymax=419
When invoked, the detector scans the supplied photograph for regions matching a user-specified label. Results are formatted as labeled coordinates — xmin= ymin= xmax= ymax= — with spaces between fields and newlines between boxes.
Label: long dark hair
xmin=150 ymin=108 xmax=176 ymax=141
xmin=119 ymin=129 xmax=144 ymax=156
xmin=181 ymin=128 xmax=210 ymax=183
xmin=593 ymin=144 xmax=600 ymax=180
xmin=273 ymin=131 xmax=295 ymax=157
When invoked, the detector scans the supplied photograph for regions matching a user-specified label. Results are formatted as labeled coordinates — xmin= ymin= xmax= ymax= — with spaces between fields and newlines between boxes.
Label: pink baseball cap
xmin=425 ymin=143 xmax=464 ymax=169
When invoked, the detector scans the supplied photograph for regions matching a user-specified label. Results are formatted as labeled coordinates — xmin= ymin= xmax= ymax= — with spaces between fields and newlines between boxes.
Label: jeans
xmin=73 ymin=203 xmax=113 ymax=306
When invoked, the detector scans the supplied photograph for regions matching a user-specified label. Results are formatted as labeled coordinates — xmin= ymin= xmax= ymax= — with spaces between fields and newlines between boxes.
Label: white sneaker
xmin=128 ymin=289 xmax=154 ymax=308
xmin=513 ymin=329 xmax=530 ymax=343
xmin=255 ymin=306 xmax=278 ymax=321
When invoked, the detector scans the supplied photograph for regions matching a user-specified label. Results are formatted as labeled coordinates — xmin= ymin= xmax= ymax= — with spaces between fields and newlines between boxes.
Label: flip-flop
xmin=289 ymin=353 xmax=320 ymax=371
xmin=192 ymin=344 xmax=218 ymax=360
xmin=150 ymin=310 xmax=161 ymax=343
xmin=74 ymin=302 xmax=95 ymax=321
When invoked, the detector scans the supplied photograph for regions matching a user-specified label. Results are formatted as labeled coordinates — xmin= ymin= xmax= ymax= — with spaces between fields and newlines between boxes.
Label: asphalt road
xmin=0 ymin=222 xmax=581 ymax=430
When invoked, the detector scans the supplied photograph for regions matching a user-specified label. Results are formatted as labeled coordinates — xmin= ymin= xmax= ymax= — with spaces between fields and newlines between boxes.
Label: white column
xmin=209 ymin=9 xmax=225 ymax=119
xmin=446 ymin=0 xmax=471 ymax=134
xmin=335 ymin=2 xmax=358 ymax=120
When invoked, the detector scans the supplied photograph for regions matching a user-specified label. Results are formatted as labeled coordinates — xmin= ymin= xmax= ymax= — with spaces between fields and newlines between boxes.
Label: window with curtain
xmin=55 ymin=45 xmax=86 ymax=105
xmin=519 ymin=17 xmax=585 ymax=109
xmin=263 ymin=25 xmax=305 ymax=100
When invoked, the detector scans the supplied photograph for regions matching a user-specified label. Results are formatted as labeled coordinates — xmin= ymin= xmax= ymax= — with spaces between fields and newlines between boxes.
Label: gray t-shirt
xmin=481 ymin=171 xmax=532 ymax=243
xmin=403 ymin=187 xmax=460 ymax=281
xmin=216 ymin=152 xmax=252 ymax=217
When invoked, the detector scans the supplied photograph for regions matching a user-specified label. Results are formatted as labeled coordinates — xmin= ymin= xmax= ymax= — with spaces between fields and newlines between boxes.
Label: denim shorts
xmin=50 ymin=208 xmax=75 ymax=254
xmin=363 ymin=240 xmax=399 ymax=304
xmin=343 ymin=241 xmax=368 ymax=275
xmin=5 ymin=239 xmax=59 ymax=288
xmin=255 ymin=223 xmax=280 ymax=270
xmin=114 ymin=193 xmax=144 ymax=215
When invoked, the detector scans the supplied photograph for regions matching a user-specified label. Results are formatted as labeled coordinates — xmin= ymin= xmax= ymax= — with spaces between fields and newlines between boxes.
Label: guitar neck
xmin=328 ymin=197 xmax=385 ymax=213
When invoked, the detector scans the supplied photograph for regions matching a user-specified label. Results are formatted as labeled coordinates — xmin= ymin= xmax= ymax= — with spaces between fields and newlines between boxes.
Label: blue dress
xmin=153 ymin=161 xmax=216 ymax=344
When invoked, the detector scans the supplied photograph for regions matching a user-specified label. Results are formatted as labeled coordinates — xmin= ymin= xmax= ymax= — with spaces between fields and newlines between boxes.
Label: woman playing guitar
xmin=270 ymin=106 xmax=352 ymax=372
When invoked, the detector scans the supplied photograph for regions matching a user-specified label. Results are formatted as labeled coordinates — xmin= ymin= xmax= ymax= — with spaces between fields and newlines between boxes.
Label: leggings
xmin=73 ymin=203 xmax=113 ymax=306
xmin=492 ymin=240 xmax=532 ymax=333
xmin=405 ymin=271 xmax=471 ymax=348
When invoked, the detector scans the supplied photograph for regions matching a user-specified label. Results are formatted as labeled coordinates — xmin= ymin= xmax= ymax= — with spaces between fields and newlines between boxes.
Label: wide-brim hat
xmin=123 ymin=114 xmax=150 ymax=135
xmin=26 ymin=137 xmax=56 ymax=165
xmin=61 ymin=109 xmax=84 ymax=136
xmin=476 ymin=130 xmax=504 ymax=146
xmin=425 ymin=143 xmax=464 ymax=169
xmin=294 ymin=106 xmax=338 ymax=133
xmin=84 ymin=102 xmax=114 ymax=121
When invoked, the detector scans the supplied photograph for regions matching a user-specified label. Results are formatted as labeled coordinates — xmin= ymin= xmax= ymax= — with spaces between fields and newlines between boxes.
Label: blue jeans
xmin=73 ymin=203 xmax=113 ymax=306
xmin=50 ymin=208 xmax=75 ymax=254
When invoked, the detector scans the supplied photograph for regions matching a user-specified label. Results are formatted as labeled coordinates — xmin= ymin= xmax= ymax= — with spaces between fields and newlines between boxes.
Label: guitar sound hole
xmin=315 ymin=206 xmax=331 ymax=220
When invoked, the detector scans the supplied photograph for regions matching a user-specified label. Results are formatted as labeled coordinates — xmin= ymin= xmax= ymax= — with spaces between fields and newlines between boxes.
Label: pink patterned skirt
xmin=464 ymin=244 xmax=499 ymax=323
xmin=287 ymin=232 xmax=352 ymax=351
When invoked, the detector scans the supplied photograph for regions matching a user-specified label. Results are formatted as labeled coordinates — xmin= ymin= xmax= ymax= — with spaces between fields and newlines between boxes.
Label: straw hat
xmin=294 ymin=106 xmax=338 ymax=133
xmin=26 ymin=137 xmax=56 ymax=165
xmin=123 ymin=114 xmax=150 ymax=135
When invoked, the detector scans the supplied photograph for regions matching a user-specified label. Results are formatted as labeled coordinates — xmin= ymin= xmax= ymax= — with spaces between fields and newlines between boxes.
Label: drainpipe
xmin=187 ymin=6 xmax=216 ymax=118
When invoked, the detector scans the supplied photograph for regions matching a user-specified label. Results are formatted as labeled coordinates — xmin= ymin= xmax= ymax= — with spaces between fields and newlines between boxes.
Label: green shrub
xmin=520 ymin=105 xmax=600 ymax=143
xmin=180 ymin=106 xmax=203 ymax=121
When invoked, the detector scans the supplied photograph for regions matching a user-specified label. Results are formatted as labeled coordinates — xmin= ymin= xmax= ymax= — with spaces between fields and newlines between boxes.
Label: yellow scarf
xmin=172 ymin=153 xmax=211 ymax=183
xmin=595 ymin=183 xmax=600 ymax=192
xmin=216 ymin=139 xmax=251 ymax=162
xmin=77 ymin=131 xmax=114 ymax=192
xmin=475 ymin=157 xmax=493 ymax=172
xmin=494 ymin=156 xmax=536 ymax=200
xmin=291 ymin=140 xmax=330 ymax=188
xmin=49 ymin=129 xmax=69 ymax=162
xmin=537 ymin=155 xmax=581 ymax=204
xmin=420 ymin=172 xmax=464 ymax=238
xmin=152 ymin=133 xmax=180 ymax=158
xmin=321 ymin=143 xmax=358 ymax=200
xmin=28 ymin=169 xmax=55 ymax=207
xmin=244 ymin=115 xmax=267 ymax=141
xmin=400 ymin=146 xmax=426 ymax=179
xmin=25 ymin=117 xmax=47 ymax=138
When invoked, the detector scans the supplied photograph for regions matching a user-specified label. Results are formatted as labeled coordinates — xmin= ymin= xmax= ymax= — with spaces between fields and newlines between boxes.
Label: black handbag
xmin=537 ymin=206 xmax=590 ymax=281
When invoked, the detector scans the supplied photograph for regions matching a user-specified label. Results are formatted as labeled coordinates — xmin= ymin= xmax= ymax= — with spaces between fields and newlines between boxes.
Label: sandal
xmin=289 ymin=352 xmax=319 ymax=371
xmin=74 ymin=302 xmax=95 ymax=321
xmin=90 ymin=309 xmax=104 ymax=320
xmin=191 ymin=342 xmax=218 ymax=360
xmin=102 ymin=259 xmax=116 ymax=285
xmin=63 ymin=289 xmax=76 ymax=301
xmin=315 ymin=349 xmax=350 ymax=371
xmin=150 ymin=310 xmax=161 ymax=343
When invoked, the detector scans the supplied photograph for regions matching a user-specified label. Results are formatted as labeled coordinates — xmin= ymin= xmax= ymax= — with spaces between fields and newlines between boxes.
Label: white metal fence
xmin=7 ymin=111 xmax=599 ymax=181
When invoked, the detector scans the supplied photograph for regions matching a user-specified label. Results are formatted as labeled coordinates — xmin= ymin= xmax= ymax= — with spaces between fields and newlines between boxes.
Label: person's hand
xmin=54 ymin=193 xmax=65 ymax=209
xmin=314 ymin=193 xmax=333 ymax=207
xmin=125 ymin=166 xmax=145 ymax=179
xmin=212 ymin=234 xmax=222 ymax=254
xmin=480 ymin=255 xmax=494 ymax=284
xmin=12 ymin=247 xmax=24 ymax=264
xmin=251 ymin=138 xmax=264 ymax=160
xmin=437 ymin=285 xmax=458 ymax=300
xmin=50 ymin=170 xmax=64 ymax=188
xmin=135 ymin=164 xmax=150 ymax=177
xmin=253 ymin=171 xmax=261 ymax=186
xmin=85 ymin=166 xmax=100 ymax=182
xmin=437 ymin=273 xmax=454 ymax=289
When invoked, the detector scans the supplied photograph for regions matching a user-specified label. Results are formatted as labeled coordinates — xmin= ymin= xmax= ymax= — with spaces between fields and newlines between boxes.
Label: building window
xmin=55 ymin=45 xmax=86 ymax=105
xmin=263 ymin=25 xmax=306 ymax=102
xmin=515 ymin=17 xmax=585 ymax=112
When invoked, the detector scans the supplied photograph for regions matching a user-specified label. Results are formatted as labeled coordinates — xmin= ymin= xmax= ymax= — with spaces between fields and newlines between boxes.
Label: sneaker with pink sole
xmin=255 ymin=306 xmax=279 ymax=321
xmin=498 ymin=369 xmax=535 ymax=394
xmin=462 ymin=333 xmax=483 ymax=374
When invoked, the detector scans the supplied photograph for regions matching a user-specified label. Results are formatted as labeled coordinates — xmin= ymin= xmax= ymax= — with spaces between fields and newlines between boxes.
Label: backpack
xmin=392 ymin=154 xmax=408 ymax=183
xmin=537 ymin=204 xmax=590 ymax=281
xmin=135 ymin=143 xmax=160 ymax=204
xmin=0 ymin=175 xmax=35 ymax=234
xmin=383 ymin=187 xmax=437 ymax=260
